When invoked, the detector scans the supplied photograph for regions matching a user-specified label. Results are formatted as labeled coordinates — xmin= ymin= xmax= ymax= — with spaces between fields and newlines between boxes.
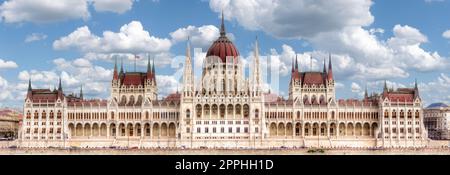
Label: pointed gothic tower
xmin=26 ymin=79 xmax=33 ymax=101
xmin=80 ymin=85 xmax=84 ymax=100
xmin=57 ymin=77 xmax=64 ymax=100
xmin=183 ymin=37 xmax=194 ymax=98
xmin=251 ymin=36 xmax=262 ymax=95
xmin=289 ymin=53 xmax=302 ymax=101
xmin=414 ymin=78 xmax=420 ymax=99
xmin=327 ymin=53 xmax=333 ymax=81
xmin=325 ymin=53 xmax=335 ymax=103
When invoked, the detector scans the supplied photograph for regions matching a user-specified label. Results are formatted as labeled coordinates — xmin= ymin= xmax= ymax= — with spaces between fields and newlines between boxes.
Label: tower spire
xmin=253 ymin=36 xmax=262 ymax=91
xmin=291 ymin=56 xmax=294 ymax=72
xmin=58 ymin=77 xmax=62 ymax=91
xmin=183 ymin=36 xmax=194 ymax=96
xmin=120 ymin=57 xmax=124 ymax=75
xmin=152 ymin=57 xmax=155 ymax=74
xmin=113 ymin=56 xmax=118 ymax=80
xmin=327 ymin=53 xmax=333 ymax=80
xmin=323 ymin=58 xmax=327 ymax=73
xmin=28 ymin=79 xmax=32 ymax=91
xmin=152 ymin=56 xmax=156 ymax=84
xmin=80 ymin=85 xmax=83 ymax=100
xmin=414 ymin=78 xmax=420 ymax=99
xmin=295 ymin=54 xmax=299 ymax=71
xmin=147 ymin=54 xmax=152 ymax=80
xmin=364 ymin=85 xmax=368 ymax=99
xmin=187 ymin=36 xmax=191 ymax=59
xmin=147 ymin=55 xmax=151 ymax=72
xmin=220 ymin=11 xmax=226 ymax=36
xmin=414 ymin=78 xmax=418 ymax=89
xmin=383 ymin=80 xmax=388 ymax=92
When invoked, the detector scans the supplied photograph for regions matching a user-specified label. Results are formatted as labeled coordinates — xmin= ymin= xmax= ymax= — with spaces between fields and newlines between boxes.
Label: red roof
xmin=302 ymin=72 xmax=326 ymax=85
xmin=162 ymin=93 xmax=181 ymax=102
xmin=384 ymin=88 xmax=416 ymax=102
xmin=337 ymin=99 xmax=378 ymax=106
xmin=67 ymin=100 xmax=108 ymax=107
xmin=206 ymin=35 xmax=240 ymax=63
xmin=28 ymin=89 xmax=61 ymax=102
xmin=121 ymin=73 xmax=148 ymax=86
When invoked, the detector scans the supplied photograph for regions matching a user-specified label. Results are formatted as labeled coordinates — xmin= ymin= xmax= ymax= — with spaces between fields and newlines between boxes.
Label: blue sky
xmin=0 ymin=0 xmax=449 ymax=108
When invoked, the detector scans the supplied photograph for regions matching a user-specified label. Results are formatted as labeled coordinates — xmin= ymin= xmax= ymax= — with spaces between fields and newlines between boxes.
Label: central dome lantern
xmin=206 ymin=13 xmax=240 ymax=62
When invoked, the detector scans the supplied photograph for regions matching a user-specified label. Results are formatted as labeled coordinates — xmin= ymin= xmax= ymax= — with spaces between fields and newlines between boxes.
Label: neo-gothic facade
xmin=19 ymin=16 xmax=429 ymax=148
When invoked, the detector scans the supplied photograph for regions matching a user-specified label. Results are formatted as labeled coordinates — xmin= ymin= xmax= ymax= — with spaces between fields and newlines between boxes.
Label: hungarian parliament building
xmin=19 ymin=16 xmax=429 ymax=148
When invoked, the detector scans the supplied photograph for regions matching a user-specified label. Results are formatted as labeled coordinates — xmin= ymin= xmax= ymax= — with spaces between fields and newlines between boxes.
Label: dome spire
xmin=220 ymin=11 xmax=226 ymax=36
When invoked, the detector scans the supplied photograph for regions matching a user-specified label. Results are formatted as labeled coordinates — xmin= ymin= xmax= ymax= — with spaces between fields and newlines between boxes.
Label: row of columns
xmin=269 ymin=122 xmax=378 ymax=138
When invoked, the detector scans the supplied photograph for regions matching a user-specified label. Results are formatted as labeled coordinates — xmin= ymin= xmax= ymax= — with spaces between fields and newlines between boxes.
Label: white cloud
xmin=210 ymin=0 xmax=374 ymax=39
xmin=92 ymin=0 xmax=135 ymax=14
xmin=53 ymin=21 xmax=172 ymax=55
xmin=170 ymin=25 xmax=220 ymax=49
xmin=156 ymin=75 xmax=180 ymax=98
xmin=351 ymin=82 xmax=361 ymax=93
xmin=419 ymin=73 xmax=450 ymax=105
xmin=369 ymin=28 xmax=384 ymax=35
xmin=25 ymin=33 xmax=47 ymax=43
xmin=17 ymin=57 xmax=113 ymax=99
xmin=211 ymin=0 xmax=448 ymax=80
xmin=443 ymin=29 xmax=450 ymax=39
xmin=18 ymin=70 xmax=59 ymax=83
xmin=0 ymin=0 xmax=137 ymax=24
xmin=73 ymin=58 xmax=92 ymax=67
xmin=0 ymin=59 xmax=18 ymax=69
xmin=387 ymin=25 xmax=446 ymax=71
xmin=0 ymin=76 xmax=12 ymax=102
xmin=390 ymin=25 xmax=428 ymax=44
xmin=0 ymin=0 xmax=90 ymax=23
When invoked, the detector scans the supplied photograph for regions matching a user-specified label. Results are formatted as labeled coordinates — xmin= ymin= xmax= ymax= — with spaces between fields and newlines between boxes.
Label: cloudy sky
xmin=0 ymin=0 xmax=449 ymax=108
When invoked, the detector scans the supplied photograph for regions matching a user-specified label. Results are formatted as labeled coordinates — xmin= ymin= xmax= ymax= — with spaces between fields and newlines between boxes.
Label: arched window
xmin=311 ymin=95 xmax=317 ymax=104
xmin=196 ymin=105 xmax=202 ymax=118
xmin=212 ymin=104 xmax=218 ymax=115
xmin=50 ymin=111 xmax=54 ymax=119
xmin=219 ymin=105 xmax=225 ymax=118
xmin=319 ymin=95 xmax=325 ymax=104
xmin=42 ymin=111 xmax=47 ymax=120
xmin=255 ymin=109 xmax=259 ymax=118
xmin=57 ymin=111 xmax=62 ymax=119
xmin=34 ymin=111 xmax=39 ymax=119
xmin=235 ymin=104 xmax=241 ymax=115
xmin=243 ymin=104 xmax=250 ymax=118
xmin=26 ymin=111 xmax=31 ymax=119
xmin=186 ymin=109 xmax=191 ymax=118
xmin=303 ymin=95 xmax=309 ymax=104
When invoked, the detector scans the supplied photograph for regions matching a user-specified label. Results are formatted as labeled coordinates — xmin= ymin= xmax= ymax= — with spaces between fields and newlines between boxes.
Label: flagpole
xmin=135 ymin=55 xmax=137 ymax=72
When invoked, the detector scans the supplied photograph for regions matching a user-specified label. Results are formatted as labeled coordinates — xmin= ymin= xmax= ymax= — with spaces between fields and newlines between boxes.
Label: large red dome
xmin=206 ymin=13 xmax=239 ymax=62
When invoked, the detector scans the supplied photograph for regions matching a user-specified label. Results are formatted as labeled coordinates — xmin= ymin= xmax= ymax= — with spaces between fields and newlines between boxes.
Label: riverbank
xmin=2 ymin=147 xmax=450 ymax=155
